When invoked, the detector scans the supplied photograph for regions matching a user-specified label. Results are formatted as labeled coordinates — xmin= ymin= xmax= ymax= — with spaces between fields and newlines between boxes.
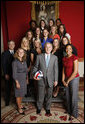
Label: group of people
xmin=2 ymin=18 xmax=80 ymax=120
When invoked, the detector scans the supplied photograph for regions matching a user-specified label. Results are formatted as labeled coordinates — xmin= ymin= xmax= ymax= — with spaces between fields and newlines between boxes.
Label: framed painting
xmin=31 ymin=1 xmax=59 ymax=25
xmin=35 ymin=4 xmax=55 ymax=25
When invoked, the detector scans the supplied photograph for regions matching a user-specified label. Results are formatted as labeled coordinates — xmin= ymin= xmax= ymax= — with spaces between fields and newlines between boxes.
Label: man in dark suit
xmin=2 ymin=40 xmax=15 ymax=106
xmin=32 ymin=42 xmax=58 ymax=115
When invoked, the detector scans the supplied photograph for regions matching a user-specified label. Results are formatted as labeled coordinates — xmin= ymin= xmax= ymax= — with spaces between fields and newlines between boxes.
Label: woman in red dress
xmin=62 ymin=44 xmax=80 ymax=120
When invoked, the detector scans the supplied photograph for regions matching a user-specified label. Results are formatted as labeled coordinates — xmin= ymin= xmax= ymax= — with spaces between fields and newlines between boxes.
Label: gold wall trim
xmin=55 ymin=1 xmax=59 ymax=19
xmin=31 ymin=2 xmax=36 ymax=20
xmin=78 ymin=58 xmax=84 ymax=62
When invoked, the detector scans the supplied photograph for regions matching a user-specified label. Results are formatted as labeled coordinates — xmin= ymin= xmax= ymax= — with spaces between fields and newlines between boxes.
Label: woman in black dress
xmin=12 ymin=48 xmax=28 ymax=114
xmin=30 ymin=39 xmax=42 ymax=97
xmin=52 ymin=38 xmax=63 ymax=97
xmin=34 ymin=27 xmax=43 ymax=41
xmin=26 ymin=30 xmax=34 ymax=50
xmin=61 ymin=36 xmax=77 ymax=57
xmin=39 ymin=19 xmax=47 ymax=38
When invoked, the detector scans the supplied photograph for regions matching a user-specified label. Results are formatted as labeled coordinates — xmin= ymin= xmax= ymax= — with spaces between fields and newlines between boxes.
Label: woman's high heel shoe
xmin=18 ymin=108 xmax=25 ymax=115
xmin=53 ymin=91 xmax=58 ymax=97
xmin=20 ymin=105 xmax=26 ymax=110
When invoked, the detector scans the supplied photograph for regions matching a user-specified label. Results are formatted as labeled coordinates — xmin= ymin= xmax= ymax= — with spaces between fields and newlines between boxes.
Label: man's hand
xmin=54 ymin=81 xmax=58 ymax=87
xmin=33 ymin=76 xmax=41 ymax=80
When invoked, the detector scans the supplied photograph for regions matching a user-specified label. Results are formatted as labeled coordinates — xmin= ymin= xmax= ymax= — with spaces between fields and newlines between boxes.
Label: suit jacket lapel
xmin=42 ymin=53 xmax=46 ymax=68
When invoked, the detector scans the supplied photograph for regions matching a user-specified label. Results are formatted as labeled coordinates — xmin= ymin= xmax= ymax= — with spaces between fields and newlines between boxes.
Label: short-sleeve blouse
xmin=63 ymin=54 xmax=79 ymax=78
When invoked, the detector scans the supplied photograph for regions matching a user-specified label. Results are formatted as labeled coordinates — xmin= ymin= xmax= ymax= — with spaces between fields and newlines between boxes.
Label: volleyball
xmin=34 ymin=70 xmax=43 ymax=80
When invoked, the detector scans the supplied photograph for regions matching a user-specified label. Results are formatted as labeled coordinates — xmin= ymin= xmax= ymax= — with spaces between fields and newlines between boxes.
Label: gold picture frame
xmin=30 ymin=1 xmax=59 ymax=22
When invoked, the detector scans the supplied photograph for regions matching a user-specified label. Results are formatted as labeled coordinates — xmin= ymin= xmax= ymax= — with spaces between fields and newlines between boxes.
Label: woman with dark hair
xmin=61 ymin=36 xmax=77 ymax=57
xmin=41 ymin=28 xmax=53 ymax=50
xmin=48 ymin=19 xmax=55 ymax=33
xmin=30 ymin=39 xmax=42 ymax=97
xmin=29 ymin=20 xmax=37 ymax=37
xmin=62 ymin=44 xmax=80 ymax=120
xmin=39 ymin=19 xmax=47 ymax=36
xmin=58 ymin=24 xmax=67 ymax=41
xmin=34 ymin=27 xmax=43 ymax=40
xmin=52 ymin=38 xmax=63 ymax=97
xmin=56 ymin=18 xmax=62 ymax=34
xmin=26 ymin=30 xmax=34 ymax=50
xmin=56 ymin=18 xmax=62 ymax=27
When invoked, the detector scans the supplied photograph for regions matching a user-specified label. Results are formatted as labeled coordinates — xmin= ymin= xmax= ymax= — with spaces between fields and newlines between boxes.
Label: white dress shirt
xmin=45 ymin=53 xmax=50 ymax=68
xmin=9 ymin=50 xmax=14 ymax=54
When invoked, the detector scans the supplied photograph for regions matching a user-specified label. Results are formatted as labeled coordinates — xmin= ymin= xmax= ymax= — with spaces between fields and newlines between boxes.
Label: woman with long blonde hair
xmin=21 ymin=37 xmax=31 ymax=97
xmin=30 ymin=39 xmax=42 ymax=97
xmin=21 ymin=37 xmax=30 ymax=69
xmin=26 ymin=30 xmax=34 ymax=50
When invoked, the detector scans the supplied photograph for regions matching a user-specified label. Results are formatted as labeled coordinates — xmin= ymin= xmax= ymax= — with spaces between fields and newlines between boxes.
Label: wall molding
xmin=78 ymin=58 xmax=84 ymax=62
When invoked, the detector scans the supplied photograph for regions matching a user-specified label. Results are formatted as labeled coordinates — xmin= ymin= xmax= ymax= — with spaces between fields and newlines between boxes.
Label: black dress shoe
xmin=18 ymin=111 xmax=25 ymax=115
xmin=5 ymin=102 xmax=9 ymax=106
xmin=18 ymin=109 xmax=25 ymax=115
xmin=22 ymin=107 xmax=26 ymax=110
xmin=36 ymin=109 xmax=41 ymax=114
xmin=64 ymin=111 xmax=67 ymax=114
xmin=46 ymin=110 xmax=50 ymax=114
xmin=68 ymin=116 xmax=74 ymax=121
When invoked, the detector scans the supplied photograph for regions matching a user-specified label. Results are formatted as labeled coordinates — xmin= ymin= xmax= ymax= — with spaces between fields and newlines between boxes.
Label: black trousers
xmin=4 ymin=78 xmax=13 ymax=105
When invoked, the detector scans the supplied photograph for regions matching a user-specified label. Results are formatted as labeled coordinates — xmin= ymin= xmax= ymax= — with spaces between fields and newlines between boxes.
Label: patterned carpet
xmin=1 ymin=90 xmax=84 ymax=123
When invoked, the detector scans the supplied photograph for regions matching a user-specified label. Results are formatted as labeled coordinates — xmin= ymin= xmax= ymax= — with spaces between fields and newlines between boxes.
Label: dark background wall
xmin=1 ymin=1 xmax=84 ymax=58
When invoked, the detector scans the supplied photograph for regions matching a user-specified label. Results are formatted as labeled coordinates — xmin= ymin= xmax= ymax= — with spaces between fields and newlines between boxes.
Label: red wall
xmin=1 ymin=1 xmax=84 ymax=58
xmin=59 ymin=1 xmax=84 ymax=58
xmin=2 ymin=1 xmax=31 ymax=49
xmin=1 ymin=1 xmax=9 ymax=50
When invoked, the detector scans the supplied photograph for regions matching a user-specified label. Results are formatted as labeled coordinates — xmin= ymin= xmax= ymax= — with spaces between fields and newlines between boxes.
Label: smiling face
xmin=31 ymin=22 xmax=36 ymax=28
xmin=43 ymin=29 xmax=49 ymax=37
xmin=66 ymin=45 xmax=73 ymax=56
xmin=49 ymin=20 xmax=54 ymax=27
xmin=8 ymin=41 xmax=15 ymax=50
xmin=45 ymin=43 xmax=52 ymax=54
xmin=41 ymin=20 xmax=45 ymax=28
xmin=59 ymin=25 xmax=64 ymax=33
xmin=53 ymin=39 xmax=59 ymax=48
xmin=27 ymin=31 xmax=32 ymax=40
xmin=23 ymin=40 xmax=28 ymax=47
xmin=62 ymin=37 xmax=69 ymax=45
xmin=56 ymin=20 xmax=61 ymax=26
xmin=36 ymin=28 xmax=40 ymax=35
xmin=18 ymin=48 xmax=25 ymax=58
xmin=51 ymin=26 xmax=56 ymax=34
xmin=34 ymin=40 xmax=40 ymax=48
